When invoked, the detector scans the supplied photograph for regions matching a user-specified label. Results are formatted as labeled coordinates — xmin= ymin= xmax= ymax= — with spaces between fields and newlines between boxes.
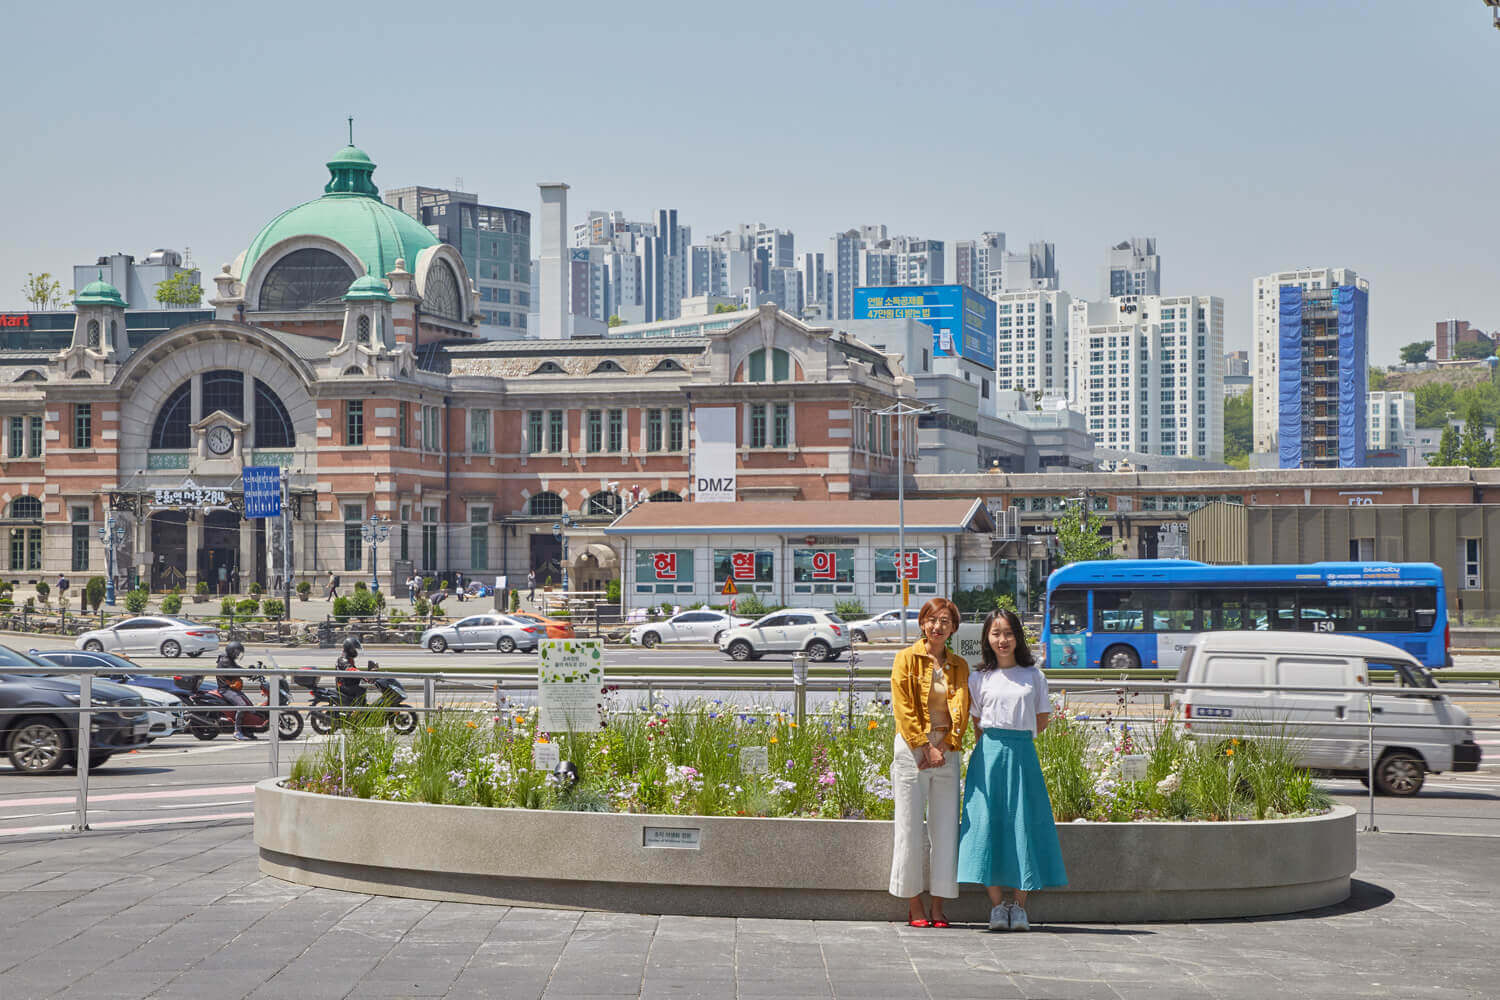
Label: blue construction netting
xmin=1277 ymin=285 xmax=1303 ymax=468
xmin=1338 ymin=285 xmax=1369 ymax=467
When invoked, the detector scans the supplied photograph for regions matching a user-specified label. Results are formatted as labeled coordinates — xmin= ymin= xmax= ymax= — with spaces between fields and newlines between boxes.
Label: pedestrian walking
xmin=406 ymin=574 xmax=417 ymax=605
xmin=326 ymin=570 xmax=339 ymax=601
xmin=527 ymin=569 xmax=536 ymax=602
xmin=217 ymin=563 xmax=229 ymax=596
xmin=888 ymin=597 xmax=969 ymax=928
xmin=957 ymin=608 xmax=1067 ymax=932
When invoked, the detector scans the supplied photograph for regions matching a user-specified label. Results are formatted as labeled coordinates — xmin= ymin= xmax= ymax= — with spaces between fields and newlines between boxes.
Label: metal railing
xmin=3 ymin=660 xmax=1495 ymax=837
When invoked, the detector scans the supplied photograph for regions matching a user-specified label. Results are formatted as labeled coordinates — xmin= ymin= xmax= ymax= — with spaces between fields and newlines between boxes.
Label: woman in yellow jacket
xmin=888 ymin=597 xmax=969 ymax=927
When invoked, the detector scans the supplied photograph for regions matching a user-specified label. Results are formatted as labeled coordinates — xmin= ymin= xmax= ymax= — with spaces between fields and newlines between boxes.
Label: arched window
xmin=201 ymin=370 xmax=244 ymax=419
xmin=15 ymin=370 xmax=45 ymax=382
xmin=585 ymin=493 xmax=621 ymax=516
xmin=527 ymin=492 xmax=563 ymax=516
xmin=651 ymin=359 xmax=685 ymax=373
xmin=70 ymin=371 xmax=91 ymax=379
xmin=151 ymin=381 xmax=193 ymax=449
xmin=592 ymin=360 xmax=625 ymax=374
xmin=253 ymin=379 xmax=295 ymax=448
xmin=258 ymin=248 xmax=356 ymax=310
xmin=86 ymin=320 xmax=100 ymax=348
xmin=531 ymin=361 xmax=564 ymax=375
xmin=746 ymin=348 xmax=791 ymax=383
xmin=342 ymin=366 xmax=364 ymax=376
xmin=357 ymin=314 xmax=371 ymax=344
xmin=423 ymin=259 xmax=464 ymax=320
xmin=648 ymin=490 xmax=683 ymax=503
xmin=7 ymin=496 xmax=42 ymax=519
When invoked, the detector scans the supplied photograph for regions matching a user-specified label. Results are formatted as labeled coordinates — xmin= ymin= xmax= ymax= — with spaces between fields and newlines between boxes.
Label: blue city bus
xmin=1043 ymin=560 xmax=1450 ymax=670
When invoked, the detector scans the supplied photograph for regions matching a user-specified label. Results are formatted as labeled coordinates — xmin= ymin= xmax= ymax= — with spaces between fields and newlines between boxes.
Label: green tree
xmin=1053 ymin=499 xmax=1114 ymax=566
xmin=21 ymin=272 xmax=65 ymax=310
xmin=1222 ymin=390 xmax=1252 ymax=467
xmin=1414 ymin=382 xmax=1459 ymax=427
xmin=154 ymin=270 xmax=203 ymax=307
xmin=607 ymin=314 xmax=624 ymax=327
xmin=1459 ymin=404 xmax=1494 ymax=467
xmin=1368 ymin=366 xmax=1388 ymax=391
xmin=712 ymin=302 xmax=741 ymax=314
xmin=1399 ymin=340 xmax=1433 ymax=365
xmin=1456 ymin=340 xmax=1494 ymax=361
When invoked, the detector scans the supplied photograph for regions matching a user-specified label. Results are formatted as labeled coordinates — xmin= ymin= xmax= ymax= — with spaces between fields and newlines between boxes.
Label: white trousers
xmin=888 ymin=731 xmax=960 ymax=899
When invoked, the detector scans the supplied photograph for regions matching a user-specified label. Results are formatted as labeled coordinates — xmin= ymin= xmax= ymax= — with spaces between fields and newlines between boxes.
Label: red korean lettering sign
xmin=894 ymin=551 xmax=920 ymax=580
xmin=730 ymin=551 xmax=756 ymax=580
xmin=811 ymin=551 xmax=838 ymax=580
xmin=652 ymin=552 xmax=678 ymax=581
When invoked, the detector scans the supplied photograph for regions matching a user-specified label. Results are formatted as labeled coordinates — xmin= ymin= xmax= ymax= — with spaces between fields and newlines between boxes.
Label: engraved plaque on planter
xmin=643 ymin=827 xmax=702 ymax=850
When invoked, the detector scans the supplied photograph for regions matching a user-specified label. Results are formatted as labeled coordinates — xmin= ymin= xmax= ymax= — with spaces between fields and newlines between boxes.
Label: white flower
xmin=1156 ymin=772 xmax=1182 ymax=795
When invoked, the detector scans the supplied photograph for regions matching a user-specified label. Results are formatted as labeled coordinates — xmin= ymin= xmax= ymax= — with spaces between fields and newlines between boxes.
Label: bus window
xmin=1271 ymin=591 xmax=1298 ymax=631
xmin=1049 ymin=591 xmax=1087 ymax=634
xmin=1199 ymin=590 xmax=1246 ymax=630
xmin=1357 ymin=589 xmax=1421 ymax=632
xmin=1095 ymin=590 xmax=1146 ymax=632
xmin=1298 ymin=590 xmax=1352 ymax=633
xmin=1152 ymin=591 xmax=1195 ymax=631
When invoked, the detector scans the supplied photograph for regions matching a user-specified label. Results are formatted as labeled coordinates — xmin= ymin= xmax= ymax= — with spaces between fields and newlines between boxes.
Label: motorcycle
xmin=177 ymin=669 xmax=303 ymax=741
xmin=301 ymin=664 xmax=417 ymax=735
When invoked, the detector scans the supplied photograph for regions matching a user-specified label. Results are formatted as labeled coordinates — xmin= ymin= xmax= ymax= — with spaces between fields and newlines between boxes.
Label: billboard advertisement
xmin=853 ymin=284 xmax=996 ymax=368
xmin=693 ymin=406 xmax=737 ymax=501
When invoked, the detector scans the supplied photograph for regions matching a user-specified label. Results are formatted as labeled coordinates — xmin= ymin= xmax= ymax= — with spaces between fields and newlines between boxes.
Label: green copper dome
xmin=74 ymin=273 xmax=127 ymax=308
xmin=343 ymin=273 xmax=394 ymax=302
xmin=239 ymin=145 xmax=440 ymax=283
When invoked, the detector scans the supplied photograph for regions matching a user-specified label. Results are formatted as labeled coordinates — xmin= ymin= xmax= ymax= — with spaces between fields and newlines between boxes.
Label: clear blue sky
xmin=3 ymin=0 xmax=1495 ymax=363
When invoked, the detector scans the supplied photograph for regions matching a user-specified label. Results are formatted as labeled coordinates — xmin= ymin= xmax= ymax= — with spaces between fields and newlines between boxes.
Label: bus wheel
xmin=1102 ymin=644 xmax=1140 ymax=670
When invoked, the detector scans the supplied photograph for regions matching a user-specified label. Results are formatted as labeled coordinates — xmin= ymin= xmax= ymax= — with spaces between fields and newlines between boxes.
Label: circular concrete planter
xmin=255 ymin=780 xmax=1355 ymax=923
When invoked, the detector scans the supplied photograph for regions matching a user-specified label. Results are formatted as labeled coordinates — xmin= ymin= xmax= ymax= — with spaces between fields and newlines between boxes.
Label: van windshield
xmin=1370 ymin=660 xmax=1437 ymax=689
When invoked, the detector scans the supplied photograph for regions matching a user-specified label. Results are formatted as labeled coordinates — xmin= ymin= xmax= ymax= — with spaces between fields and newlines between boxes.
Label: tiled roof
xmin=605 ymin=498 xmax=989 ymax=534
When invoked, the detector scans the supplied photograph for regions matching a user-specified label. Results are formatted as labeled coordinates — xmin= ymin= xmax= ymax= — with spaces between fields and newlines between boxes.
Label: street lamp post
xmin=97 ymin=514 xmax=127 ymax=605
xmin=551 ymin=513 xmax=574 ymax=592
xmin=361 ymin=515 xmax=391 ymax=592
xmin=874 ymin=400 xmax=937 ymax=645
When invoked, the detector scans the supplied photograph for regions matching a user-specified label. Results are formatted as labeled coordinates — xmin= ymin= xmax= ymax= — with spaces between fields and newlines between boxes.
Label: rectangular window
xmin=772 ymin=403 xmax=790 ymax=449
xmin=607 ymin=409 xmax=623 ymax=452
xmin=28 ymin=416 xmax=42 ymax=457
xmin=343 ymin=503 xmax=363 ymax=571
xmin=772 ymin=350 xmax=790 ymax=382
xmin=749 ymin=404 xmax=767 ymax=448
xmin=634 ymin=548 xmax=695 ymax=594
xmin=712 ymin=549 xmax=775 ymax=592
xmin=7 ymin=417 xmax=21 ymax=458
xmin=791 ymin=547 xmax=856 ymax=595
xmin=470 ymin=507 xmax=489 ymax=570
xmin=399 ymin=504 xmax=410 ymax=561
xmin=469 ymin=409 xmax=490 ymax=454
xmin=667 ymin=408 xmax=684 ymax=451
xmin=422 ymin=507 xmax=439 ymax=571
xmin=422 ymin=405 xmax=441 ymax=451
xmin=397 ymin=404 xmax=408 ymax=448
xmin=8 ymin=528 xmax=40 ymax=571
xmin=346 ymin=401 xmax=364 ymax=446
xmin=748 ymin=351 xmax=766 ymax=382
xmin=527 ymin=410 xmax=544 ymax=454
xmin=70 ymin=505 xmax=90 ymax=572
xmin=586 ymin=409 xmax=603 ymax=452
xmin=547 ymin=410 xmax=564 ymax=453
xmin=1464 ymin=538 xmax=1481 ymax=588
xmin=73 ymin=404 xmax=91 ymax=449
xmin=646 ymin=409 xmax=663 ymax=452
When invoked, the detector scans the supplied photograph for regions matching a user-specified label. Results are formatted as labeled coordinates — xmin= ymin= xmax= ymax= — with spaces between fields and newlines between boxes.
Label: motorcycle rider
xmin=215 ymin=640 xmax=255 ymax=741
xmin=335 ymin=638 xmax=366 ymax=715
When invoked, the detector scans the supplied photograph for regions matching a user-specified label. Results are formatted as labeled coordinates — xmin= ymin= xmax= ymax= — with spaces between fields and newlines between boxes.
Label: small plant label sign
xmin=537 ymin=638 xmax=606 ymax=732
xmin=1120 ymin=754 xmax=1149 ymax=781
xmin=738 ymin=746 xmax=769 ymax=775
xmin=643 ymin=827 xmax=701 ymax=850
xmin=532 ymin=740 xmax=560 ymax=770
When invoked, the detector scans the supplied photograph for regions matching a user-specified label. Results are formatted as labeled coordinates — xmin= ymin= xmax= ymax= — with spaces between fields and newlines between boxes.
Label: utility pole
xmin=280 ymin=468 xmax=292 ymax=612
xmin=875 ymin=400 xmax=937 ymax=644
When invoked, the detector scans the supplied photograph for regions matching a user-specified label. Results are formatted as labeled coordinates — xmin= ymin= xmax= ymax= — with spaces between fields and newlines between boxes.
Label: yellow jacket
xmin=889 ymin=639 xmax=970 ymax=751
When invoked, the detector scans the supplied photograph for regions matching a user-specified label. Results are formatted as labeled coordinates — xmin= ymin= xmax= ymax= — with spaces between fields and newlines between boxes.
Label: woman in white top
xmin=956 ymin=608 xmax=1067 ymax=932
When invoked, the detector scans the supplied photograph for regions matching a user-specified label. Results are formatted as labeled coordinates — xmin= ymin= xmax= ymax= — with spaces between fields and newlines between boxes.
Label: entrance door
xmin=530 ymin=534 xmax=562 ymax=587
xmin=202 ymin=510 xmax=241 ymax=595
xmin=149 ymin=512 xmax=188 ymax=592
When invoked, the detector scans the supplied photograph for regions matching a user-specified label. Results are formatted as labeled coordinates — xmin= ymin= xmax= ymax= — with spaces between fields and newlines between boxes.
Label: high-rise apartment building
xmin=1367 ymin=390 xmax=1415 ymax=459
xmin=956 ymin=232 xmax=1006 ymax=291
xmin=827 ymin=230 xmax=862 ymax=320
xmin=798 ymin=251 xmax=829 ymax=318
xmin=1251 ymin=267 xmax=1367 ymax=461
xmin=1067 ymin=295 xmax=1224 ymax=461
xmin=955 ymin=234 xmax=1059 ymax=296
xmin=569 ymin=209 xmax=688 ymax=324
xmin=1102 ymin=237 xmax=1161 ymax=298
xmin=993 ymin=289 xmax=1070 ymax=397
xmin=385 ymin=186 xmax=530 ymax=339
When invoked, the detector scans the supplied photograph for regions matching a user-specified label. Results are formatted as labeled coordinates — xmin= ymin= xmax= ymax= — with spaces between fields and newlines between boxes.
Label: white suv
xmin=717 ymin=609 xmax=849 ymax=662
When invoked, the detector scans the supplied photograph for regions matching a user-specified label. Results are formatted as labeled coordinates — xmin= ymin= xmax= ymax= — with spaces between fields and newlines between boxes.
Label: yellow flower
xmin=1231 ymin=738 xmax=1240 ymax=746
xmin=513 ymin=716 xmax=524 ymax=725
xmin=1225 ymin=748 xmax=1235 ymax=756
xmin=867 ymin=720 xmax=878 ymax=730
xmin=466 ymin=721 xmax=477 ymax=728
xmin=769 ymin=736 xmax=779 ymax=744
xmin=789 ymin=722 xmax=798 ymax=728
xmin=426 ymin=727 xmax=434 ymax=734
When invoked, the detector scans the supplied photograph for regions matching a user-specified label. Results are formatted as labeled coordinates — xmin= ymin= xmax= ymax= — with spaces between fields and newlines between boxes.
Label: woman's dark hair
xmin=976 ymin=608 xmax=1034 ymax=670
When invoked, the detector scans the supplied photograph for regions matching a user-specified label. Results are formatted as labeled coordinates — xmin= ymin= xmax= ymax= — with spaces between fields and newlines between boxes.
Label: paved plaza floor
xmin=0 ymin=822 xmax=1494 ymax=1000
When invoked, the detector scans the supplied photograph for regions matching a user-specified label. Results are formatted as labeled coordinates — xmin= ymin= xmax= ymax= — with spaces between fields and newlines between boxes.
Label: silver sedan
xmin=420 ymin=614 xmax=545 ymax=653
xmin=76 ymin=617 xmax=220 ymax=658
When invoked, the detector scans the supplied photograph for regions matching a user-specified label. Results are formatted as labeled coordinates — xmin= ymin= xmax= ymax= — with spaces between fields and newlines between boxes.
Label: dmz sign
xmin=242 ymin=466 xmax=282 ymax=519
xmin=853 ymin=285 xmax=996 ymax=368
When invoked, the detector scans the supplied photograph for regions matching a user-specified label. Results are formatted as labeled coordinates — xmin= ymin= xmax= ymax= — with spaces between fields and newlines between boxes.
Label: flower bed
xmin=284 ymin=695 xmax=1332 ymax=824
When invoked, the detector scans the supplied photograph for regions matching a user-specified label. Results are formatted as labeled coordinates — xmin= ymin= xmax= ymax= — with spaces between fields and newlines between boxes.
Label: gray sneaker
xmin=988 ymin=903 xmax=1009 ymax=931
xmin=1010 ymin=905 xmax=1030 ymax=931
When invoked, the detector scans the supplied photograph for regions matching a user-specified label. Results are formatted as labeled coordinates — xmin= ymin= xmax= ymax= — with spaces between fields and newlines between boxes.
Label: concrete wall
xmin=256 ymin=781 xmax=1355 ymax=923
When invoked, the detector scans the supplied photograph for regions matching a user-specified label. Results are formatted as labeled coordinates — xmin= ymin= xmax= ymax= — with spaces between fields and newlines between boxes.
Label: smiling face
xmin=921 ymin=608 xmax=957 ymax=648
xmin=987 ymin=616 xmax=1018 ymax=664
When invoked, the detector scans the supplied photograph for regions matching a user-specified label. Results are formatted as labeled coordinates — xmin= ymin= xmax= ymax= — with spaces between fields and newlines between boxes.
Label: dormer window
xmin=357 ymin=315 xmax=371 ymax=345
xmin=86 ymin=320 xmax=100 ymax=349
xmin=651 ymin=359 xmax=685 ymax=373
xmin=592 ymin=360 xmax=625 ymax=374
xmin=531 ymin=361 xmax=565 ymax=375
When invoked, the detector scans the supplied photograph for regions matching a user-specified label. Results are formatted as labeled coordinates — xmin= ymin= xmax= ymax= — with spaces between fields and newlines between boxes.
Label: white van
xmin=1172 ymin=632 xmax=1481 ymax=795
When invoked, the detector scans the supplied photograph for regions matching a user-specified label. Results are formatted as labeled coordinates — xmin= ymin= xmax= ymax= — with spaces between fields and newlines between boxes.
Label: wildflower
xmin=466 ymin=720 xmax=478 ymax=729
xmin=769 ymin=735 xmax=778 ymax=744
xmin=789 ymin=722 xmax=798 ymax=729
xmin=817 ymin=771 xmax=836 ymax=787
xmin=513 ymin=716 xmax=524 ymax=725
xmin=867 ymin=720 xmax=878 ymax=730
xmin=426 ymin=727 xmax=434 ymax=734
xmin=1156 ymin=773 xmax=1182 ymax=795
xmin=1225 ymin=748 xmax=1235 ymax=757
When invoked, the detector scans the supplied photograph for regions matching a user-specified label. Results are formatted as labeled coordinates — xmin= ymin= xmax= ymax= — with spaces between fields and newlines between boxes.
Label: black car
xmin=31 ymin=648 xmax=214 ymax=697
xmin=0 ymin=644 xmax=151 ymax=774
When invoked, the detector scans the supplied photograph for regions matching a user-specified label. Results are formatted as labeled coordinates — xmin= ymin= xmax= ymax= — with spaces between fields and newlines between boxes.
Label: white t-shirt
xmin=969 ymin=665 xmax=1050 ymax=735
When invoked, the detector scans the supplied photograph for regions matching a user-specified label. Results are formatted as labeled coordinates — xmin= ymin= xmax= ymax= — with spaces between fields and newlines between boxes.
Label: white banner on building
xmin=693 ymin=406 xmax=737 ymax=502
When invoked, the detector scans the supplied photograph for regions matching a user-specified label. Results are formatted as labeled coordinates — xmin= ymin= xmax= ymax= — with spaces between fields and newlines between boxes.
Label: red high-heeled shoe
xmin=907 ymin=917 xmax=930 ymax=928
xmin=931 ymin=918 xmax=950 ymax=928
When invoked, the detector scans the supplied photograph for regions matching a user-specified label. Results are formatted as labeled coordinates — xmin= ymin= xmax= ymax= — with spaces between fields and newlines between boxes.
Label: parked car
xmin=31 ymin=648 xmax=216 ymax=699
xmin=847 ymin=609 xmax=921 ymax=643
xmin=421 ymin=614 xmax=546 ymax=653
xmin=1172 ymin=632 xmax=1481 ymax=796
xmin=508 ymin=612 xmax=576 ymax=639
xmin=0 ymin=644 xmax=151 ymax=773
xmin=31 ymin=650 xmax=187 ymax=740
xmin=717 ymin=610 xmax=849 ymax=662
xmin=75 ymin=617 xmax=219 ymax=658
xmin=630 ymin=610 xmax=750 ymax=648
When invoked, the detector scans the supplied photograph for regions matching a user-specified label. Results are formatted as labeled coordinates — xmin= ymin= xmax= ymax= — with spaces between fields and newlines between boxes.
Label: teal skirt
xmin=957 ymin=728 xmax=1068 ymax=891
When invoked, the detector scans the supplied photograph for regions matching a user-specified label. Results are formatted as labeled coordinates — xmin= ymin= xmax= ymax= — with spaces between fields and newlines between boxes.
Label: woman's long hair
xmin=976 ymin=608 xmax=1034 ymax=670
